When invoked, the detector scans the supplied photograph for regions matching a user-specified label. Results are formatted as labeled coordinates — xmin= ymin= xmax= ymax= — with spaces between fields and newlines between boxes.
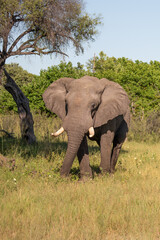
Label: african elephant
xmin=43 ymin=76 xmax=130 ymax=179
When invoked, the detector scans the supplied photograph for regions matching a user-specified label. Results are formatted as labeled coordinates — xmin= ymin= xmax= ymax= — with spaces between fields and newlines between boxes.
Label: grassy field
xmin=0 ymin=114 xmax=160 ymax=240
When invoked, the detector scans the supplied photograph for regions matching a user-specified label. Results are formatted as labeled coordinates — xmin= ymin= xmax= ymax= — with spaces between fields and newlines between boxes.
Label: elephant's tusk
xmin=89 ymin=127 xmax=95 ymax=138
xmin=51 ymin=127 xmax=64 ymax=137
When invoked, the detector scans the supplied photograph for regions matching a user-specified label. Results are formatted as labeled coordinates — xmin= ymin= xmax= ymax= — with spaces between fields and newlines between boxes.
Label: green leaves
xmin=87 ymin=52 xmax=160 ymax=115
xmin=0 ymin=56 xmax=159 ymax=116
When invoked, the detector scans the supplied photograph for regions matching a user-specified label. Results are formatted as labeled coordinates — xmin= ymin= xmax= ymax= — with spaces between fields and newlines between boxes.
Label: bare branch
xmin=16 ymin=40 xmax=37 ymax=52
xmin=0 ymin=130 xmax=14 ymax=138
xmin=3 ymin=36 xmax=8 ymax=54
xmin=10 ymin=49 xmax=68 ymax=57
xmin=40 ymin=50 xmax=68 ymax=56
xmin=12 ymin=14 xmax=24 ymax=23
xmin=58 ymin=31 xmax=78 ymax=45
xmin=10 ymin=51 xmax=39 ymax=56
xmin=17 ymin=34 xmax=44 ymax=52
xmin=8 ymin=27 xmax=33 ymax=54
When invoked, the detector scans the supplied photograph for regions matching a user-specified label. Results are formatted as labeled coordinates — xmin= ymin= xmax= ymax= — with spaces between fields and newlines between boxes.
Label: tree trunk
xmin=0 ymin=60 xmax=5 ymax=84
xmin=3 ymin=68 xmax=36 ymax=144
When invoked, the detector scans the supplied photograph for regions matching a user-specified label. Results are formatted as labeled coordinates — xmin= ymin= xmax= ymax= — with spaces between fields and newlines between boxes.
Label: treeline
xmin=0 ymin=52 xmax=160 ymax=116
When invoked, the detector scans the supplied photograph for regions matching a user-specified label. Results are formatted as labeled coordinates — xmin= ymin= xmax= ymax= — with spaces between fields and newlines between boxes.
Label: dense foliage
xmin=0 ymin=53 xmax=160 ymax=117
xmin=88 ymin=52 xmax=160 ymax=114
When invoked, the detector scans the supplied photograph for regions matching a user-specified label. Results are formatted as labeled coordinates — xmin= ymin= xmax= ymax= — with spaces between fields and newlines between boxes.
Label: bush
xmin=128 ymin=110 xmax=160 ymax=142
xmin=88 ymin=52 xmax=160 ymax=115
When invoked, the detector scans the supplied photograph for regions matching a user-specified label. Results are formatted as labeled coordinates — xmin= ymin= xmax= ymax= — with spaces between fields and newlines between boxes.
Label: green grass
xmin=0 ymin=114 xmax=160 ymax=240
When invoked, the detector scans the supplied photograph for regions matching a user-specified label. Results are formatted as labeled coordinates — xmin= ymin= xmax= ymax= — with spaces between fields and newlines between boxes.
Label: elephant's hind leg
xmin=110 ymin=141 xmax=123 ymax=173
xmin=77 ymin=136 xmax=93 ymax=179
xmin=110 ymin=121 xmax=128 ymax=173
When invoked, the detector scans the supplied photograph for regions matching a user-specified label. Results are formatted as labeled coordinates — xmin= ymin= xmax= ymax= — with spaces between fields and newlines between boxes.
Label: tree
xmin=0 ymin=0 xmax=101 ymax=74
xmin=0 ymin=0 xmax=101 ymax=142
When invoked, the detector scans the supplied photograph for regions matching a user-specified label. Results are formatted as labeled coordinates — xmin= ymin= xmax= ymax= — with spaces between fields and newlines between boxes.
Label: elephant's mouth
xmin=52 ymin=126 xmax=95 ymax=138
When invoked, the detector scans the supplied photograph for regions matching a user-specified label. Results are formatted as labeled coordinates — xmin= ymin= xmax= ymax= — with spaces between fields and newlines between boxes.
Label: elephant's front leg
xmin=100 ymin=130 xmax=114 ymax=173
xmin=77 ymin=136 xmax=93 ymax=179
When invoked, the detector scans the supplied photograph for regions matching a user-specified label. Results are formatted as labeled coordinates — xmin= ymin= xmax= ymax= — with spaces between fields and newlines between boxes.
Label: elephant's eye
xmin=91 ymin=103 xmax=96 ymax=109
xmin=91 ymin=103 xmax=97 ymax=118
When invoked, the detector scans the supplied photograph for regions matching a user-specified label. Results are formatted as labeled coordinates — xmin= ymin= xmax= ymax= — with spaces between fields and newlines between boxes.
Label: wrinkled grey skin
xmin=43 ymin=76 xmax=130 ymax=179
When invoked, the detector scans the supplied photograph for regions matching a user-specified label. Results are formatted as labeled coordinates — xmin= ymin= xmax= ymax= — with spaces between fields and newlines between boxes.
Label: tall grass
xmin=0 ymin=114 xmax=160 ymax=240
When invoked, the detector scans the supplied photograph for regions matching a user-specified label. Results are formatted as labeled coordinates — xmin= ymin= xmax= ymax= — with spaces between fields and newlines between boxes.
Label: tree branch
xmin=8 ymin=27 xmax=33 ymax=54
xmin=17 ymin=40 xmax=36 ymax=52
xmin=10 ymin=51 xmax=39 ymax=56
xmin=2 ymin=16 xmax=16 ymax=54
xmin=12 ymin=14 xmax=24 ymax=23
xmin=10 ymin=49 xmax=68 ymax=57
xmin=0 ymin=130 xmax=14 ymax=138
xmin=17 ymin=34 xmax=44 ymax=52
xmin=3 ymin=36 xmax=8 ymax=54
xmin=56 ymin=31 xmax=79 ymax=48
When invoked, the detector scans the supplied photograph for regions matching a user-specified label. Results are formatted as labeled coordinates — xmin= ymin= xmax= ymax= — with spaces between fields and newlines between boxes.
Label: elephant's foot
xmin=79 ymin=174 xmax=93 ymax=182
xmin=79 ymin=169 xmax=93 ymax=181
xmin=99 ymin=165 xmax=112 ymax=176
xmin=100 ymin=163 xmax=111 ymax=174
xmin=110 ymin=167 xmax=116 ymax=174
xmin=60 ymin=167 xmax=70 ymax=178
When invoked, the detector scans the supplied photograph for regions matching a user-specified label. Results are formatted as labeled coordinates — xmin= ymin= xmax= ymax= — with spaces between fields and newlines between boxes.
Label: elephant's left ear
xmin=42 ymin=78 xmax=74 ymax=120
xmin=94 ymin=79 xmax=130 ymax=128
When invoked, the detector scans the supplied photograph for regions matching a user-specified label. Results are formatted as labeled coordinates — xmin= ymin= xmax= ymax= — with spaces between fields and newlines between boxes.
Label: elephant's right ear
xmin=42 ymin=78 xmax=74 ymax=120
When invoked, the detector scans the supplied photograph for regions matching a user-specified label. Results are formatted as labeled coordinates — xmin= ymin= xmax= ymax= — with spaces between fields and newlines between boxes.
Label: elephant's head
xmin=43 ymin=76 xmax=129 ymax=176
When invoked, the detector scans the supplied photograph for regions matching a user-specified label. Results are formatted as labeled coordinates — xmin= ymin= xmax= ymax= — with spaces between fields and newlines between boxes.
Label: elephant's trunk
xmin=58 ymin=114 xmax=94 ymax=176
xmin=60 ymin=128 xmax=85 ymax=176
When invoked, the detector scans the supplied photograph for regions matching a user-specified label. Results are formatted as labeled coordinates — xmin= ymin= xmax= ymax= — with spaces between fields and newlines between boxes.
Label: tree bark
xmin=0 ymin=60 xmax=5 ymax=84
xmin=3 ymin=68 xmax=36 ymax=144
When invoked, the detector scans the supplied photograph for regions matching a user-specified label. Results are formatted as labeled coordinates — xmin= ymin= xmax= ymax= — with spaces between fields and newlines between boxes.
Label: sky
xmin=7 ymin=0 xmax=160 ymax=75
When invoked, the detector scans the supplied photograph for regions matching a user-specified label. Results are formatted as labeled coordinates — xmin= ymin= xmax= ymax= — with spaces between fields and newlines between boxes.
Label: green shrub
xmin=1 ymin=55 xmax=160 ymax=119
xmin=88 ymin=52 xmax=160 ymax=114
xmin=128 ymin=110 xmax=160 ymax=142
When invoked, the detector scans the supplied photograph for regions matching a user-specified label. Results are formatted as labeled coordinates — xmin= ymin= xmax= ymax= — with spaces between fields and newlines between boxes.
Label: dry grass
xmin=0 ymin=114 xmax=160 ymax=240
